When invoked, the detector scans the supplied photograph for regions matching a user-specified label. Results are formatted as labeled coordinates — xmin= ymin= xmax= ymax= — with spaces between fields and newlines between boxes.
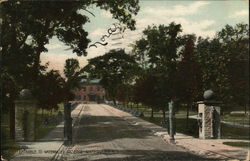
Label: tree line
xmin=0 ymin=0 xmax=248 ymax=141
xmin=1 ymin=0 xmax=140 ymax=139
xmin=84 ymin=22 xmax=249 ymax=120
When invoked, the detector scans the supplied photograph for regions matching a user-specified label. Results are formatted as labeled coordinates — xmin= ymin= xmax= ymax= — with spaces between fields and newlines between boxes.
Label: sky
xmin=40 ymin=0 xmax=249 ymax=74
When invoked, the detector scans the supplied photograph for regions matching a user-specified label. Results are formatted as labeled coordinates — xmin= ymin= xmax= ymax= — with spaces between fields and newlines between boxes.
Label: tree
xmin=84 ymin=49 xmax=139 ymax=105
xmin=35 ymin=70 xmax=65 ymax=111
xmin=1 ymin=0 xmax=140 ymax=87
xmin=196 ymin=23 xmax=249 ymax=110
xmin=134 ymin=73 xmax=160 ymax=118
xmin=1 ymin=0 xmax=140 ymax=139
xmin=133 ymin=22 xmax=184 ymax=120
xmin=217 ymin=23 xmax=249 ymax=108
xmin=178 ymin=34 xmax=202 ymax=126
xmin=63 ymin=58 xmax=86 ymax=101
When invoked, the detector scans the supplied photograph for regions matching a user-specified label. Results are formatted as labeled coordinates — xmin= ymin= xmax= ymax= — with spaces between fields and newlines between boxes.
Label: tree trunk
xmin=113 ymin=98 xmax=117 ymax=106
xmin=9 ymin=100 xmax=15 ymax=139
xmin=162 ymin=108 xmax=166 ymax=121
xmin=9 ymin=17 xmax=17 ymax=140
xmin=151 ymin=107 xmax=154 ymax=118
xmin=186 ymin=103 xmax=190 ymax=128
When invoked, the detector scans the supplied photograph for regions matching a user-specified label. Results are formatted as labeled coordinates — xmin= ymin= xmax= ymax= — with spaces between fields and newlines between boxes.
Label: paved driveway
xmin=63 ymin=104 xmax=214 ymax=161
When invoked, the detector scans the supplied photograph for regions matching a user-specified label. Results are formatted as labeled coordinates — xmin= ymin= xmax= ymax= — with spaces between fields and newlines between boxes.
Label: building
xmin=73 ymin=79 xmax=105 ymax=103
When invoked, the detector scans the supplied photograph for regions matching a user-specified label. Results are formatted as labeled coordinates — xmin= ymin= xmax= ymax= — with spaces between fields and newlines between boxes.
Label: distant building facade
xmin=73 ymin=79 xmax=105 ymax=103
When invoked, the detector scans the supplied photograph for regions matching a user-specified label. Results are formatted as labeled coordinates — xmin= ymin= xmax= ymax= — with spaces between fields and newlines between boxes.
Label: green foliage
xmin=1 ymin=1 xmax=140 ymax=141
xmin=132 ymin=22 xmax=248 ymax=117
xmin=34 ymin=70 xmax=65 ymax=110
xmin=63 ymin=58 xmax=86 ymax=101
xmin=1 ymin=0 xmax=140 ymax=105
xmin=1 ymin=0 xmax=139 ymax=56
xmin=178 ymin=35 xmax=202 ymax=103
xmin=84 ymin=49 xmax=139 ymax=104
xmin=64 ymin=59 xmax=80 ymax=79
xmin=133 ymin=22 xmax=184 ymax=109
xmin=197 ymin=23 xmax=249 ymax=106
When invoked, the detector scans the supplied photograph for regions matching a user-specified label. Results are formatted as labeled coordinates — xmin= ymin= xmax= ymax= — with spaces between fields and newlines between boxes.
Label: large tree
xmin=84 ymin=49 xmax=139 ymax=105
xmin=196 ymin=23 xmax=249 ymax=109
xmin=1 ymin=0 xmax=140 ymax=85
xmin=133 ymin=22 xmax=184 ymax=120
xmin=35 ymin=70 xmax=65 ymax=111
xmin=0 ymin=0 xmax=140 ymax=139
xmin=178 ymin=34 xmax=202 ymax=126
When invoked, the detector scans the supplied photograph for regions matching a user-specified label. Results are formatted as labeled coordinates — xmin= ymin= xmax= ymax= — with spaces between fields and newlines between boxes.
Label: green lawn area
xmin=123 ymin=102 xmax=250 ymax=140
xmin=223 ymin=141 xmax=250 ymax=149
xmin=35 ymin=104 xmax=64 ymax=139
xmin=221 ymin=114 xmax=250 ymax=125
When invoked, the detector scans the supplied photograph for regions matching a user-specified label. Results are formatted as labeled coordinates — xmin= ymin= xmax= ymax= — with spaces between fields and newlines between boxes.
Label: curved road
xmin=63 ymin=104 xmax=213 ymax=161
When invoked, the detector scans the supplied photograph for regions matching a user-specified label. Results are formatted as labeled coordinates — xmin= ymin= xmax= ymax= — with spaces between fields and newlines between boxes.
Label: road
xmin=63 ymin=104 xmax=213 ymax=161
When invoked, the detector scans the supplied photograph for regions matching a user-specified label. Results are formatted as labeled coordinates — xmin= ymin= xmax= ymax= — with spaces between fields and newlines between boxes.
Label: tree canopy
xmin=1 ymin=0 xmax=140 ymax=90
xmin=133 ymin=23 xmax=184 ymax=106
xmin=84 ymin=49 xmax=140 ymax=105
xmin=196 ymin=23 xmax=249 ymax=106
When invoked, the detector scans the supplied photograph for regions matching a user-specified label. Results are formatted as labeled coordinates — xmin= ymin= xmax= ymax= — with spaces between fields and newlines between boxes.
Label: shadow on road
xmin=74 ymin=115 xmax=151 ymax=144
xmin=71 ymin=149 xmax=219 ymax=161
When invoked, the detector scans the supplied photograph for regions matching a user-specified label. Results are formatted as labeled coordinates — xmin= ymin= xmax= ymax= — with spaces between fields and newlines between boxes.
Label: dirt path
xmin=63 ymin=104 xmax=215 ymax=161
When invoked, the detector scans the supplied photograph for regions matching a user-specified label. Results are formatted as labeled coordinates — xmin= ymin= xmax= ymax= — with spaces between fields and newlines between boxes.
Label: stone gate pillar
xmin=15 ymin=89 xmax=37 ymax=141
xmin=197 ymin=90 xmax=221 ymax=139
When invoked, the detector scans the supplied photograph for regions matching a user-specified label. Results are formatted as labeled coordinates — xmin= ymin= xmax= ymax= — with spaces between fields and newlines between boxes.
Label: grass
xmin=122 ymin=102 xmax=250 ymax=140
xmin=221 ymin=114 xmax=250 ymax=125
xmin=35 ymin=114 xmax=58 ymax=140
xmin=223 ymin=142 xmax=250 ymax=149
xmin=35 ymin=105 xmax=64 ymax=140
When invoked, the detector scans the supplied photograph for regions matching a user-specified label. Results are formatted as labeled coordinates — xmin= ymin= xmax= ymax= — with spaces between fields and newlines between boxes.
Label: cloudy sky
xmin=40 ymin=0 xmax=249 ymax=74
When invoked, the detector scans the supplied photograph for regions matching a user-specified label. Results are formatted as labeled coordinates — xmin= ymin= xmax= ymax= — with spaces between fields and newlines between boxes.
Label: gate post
xmin=197 ymin=90 xmax=221 ymax=139
xmin=15 ymin=89 xmax=37 ymax=141
xmin=64 ymin=102 xmax=72 ymax=145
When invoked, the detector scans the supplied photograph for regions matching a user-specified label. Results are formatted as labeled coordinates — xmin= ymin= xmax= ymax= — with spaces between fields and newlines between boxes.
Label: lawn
xmin=35 ymin=104 xmax=64 ymax=139
xmin=221 ymin=114 xmax=249 ymax=126
xmin=120 ymin=102 xmax=250 ymax=140
xmin=223 ymin=141 xmax=250 ymax=149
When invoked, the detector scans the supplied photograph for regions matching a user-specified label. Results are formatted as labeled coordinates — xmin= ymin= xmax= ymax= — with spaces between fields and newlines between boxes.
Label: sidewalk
xmin=10 ymin=104 xmax=85 ymax=161
xmin=162 ymin=134 xmax=249 ymax=161
xmin=108 ymin=104 xmax=250 ymax=161
xmin=143 ymin=118 xmax=249 ymax=160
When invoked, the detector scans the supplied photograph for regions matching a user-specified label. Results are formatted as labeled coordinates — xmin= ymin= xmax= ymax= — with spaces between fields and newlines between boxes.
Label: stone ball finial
xmin=203 ymin=89 xmax=214 ymax=100
xmin=19 ymin=89 xmax=33 ymax=99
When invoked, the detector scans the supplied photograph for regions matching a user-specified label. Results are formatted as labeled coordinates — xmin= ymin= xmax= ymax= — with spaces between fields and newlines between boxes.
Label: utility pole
xmin=168 ymin=100 xmax=175 ymax=143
